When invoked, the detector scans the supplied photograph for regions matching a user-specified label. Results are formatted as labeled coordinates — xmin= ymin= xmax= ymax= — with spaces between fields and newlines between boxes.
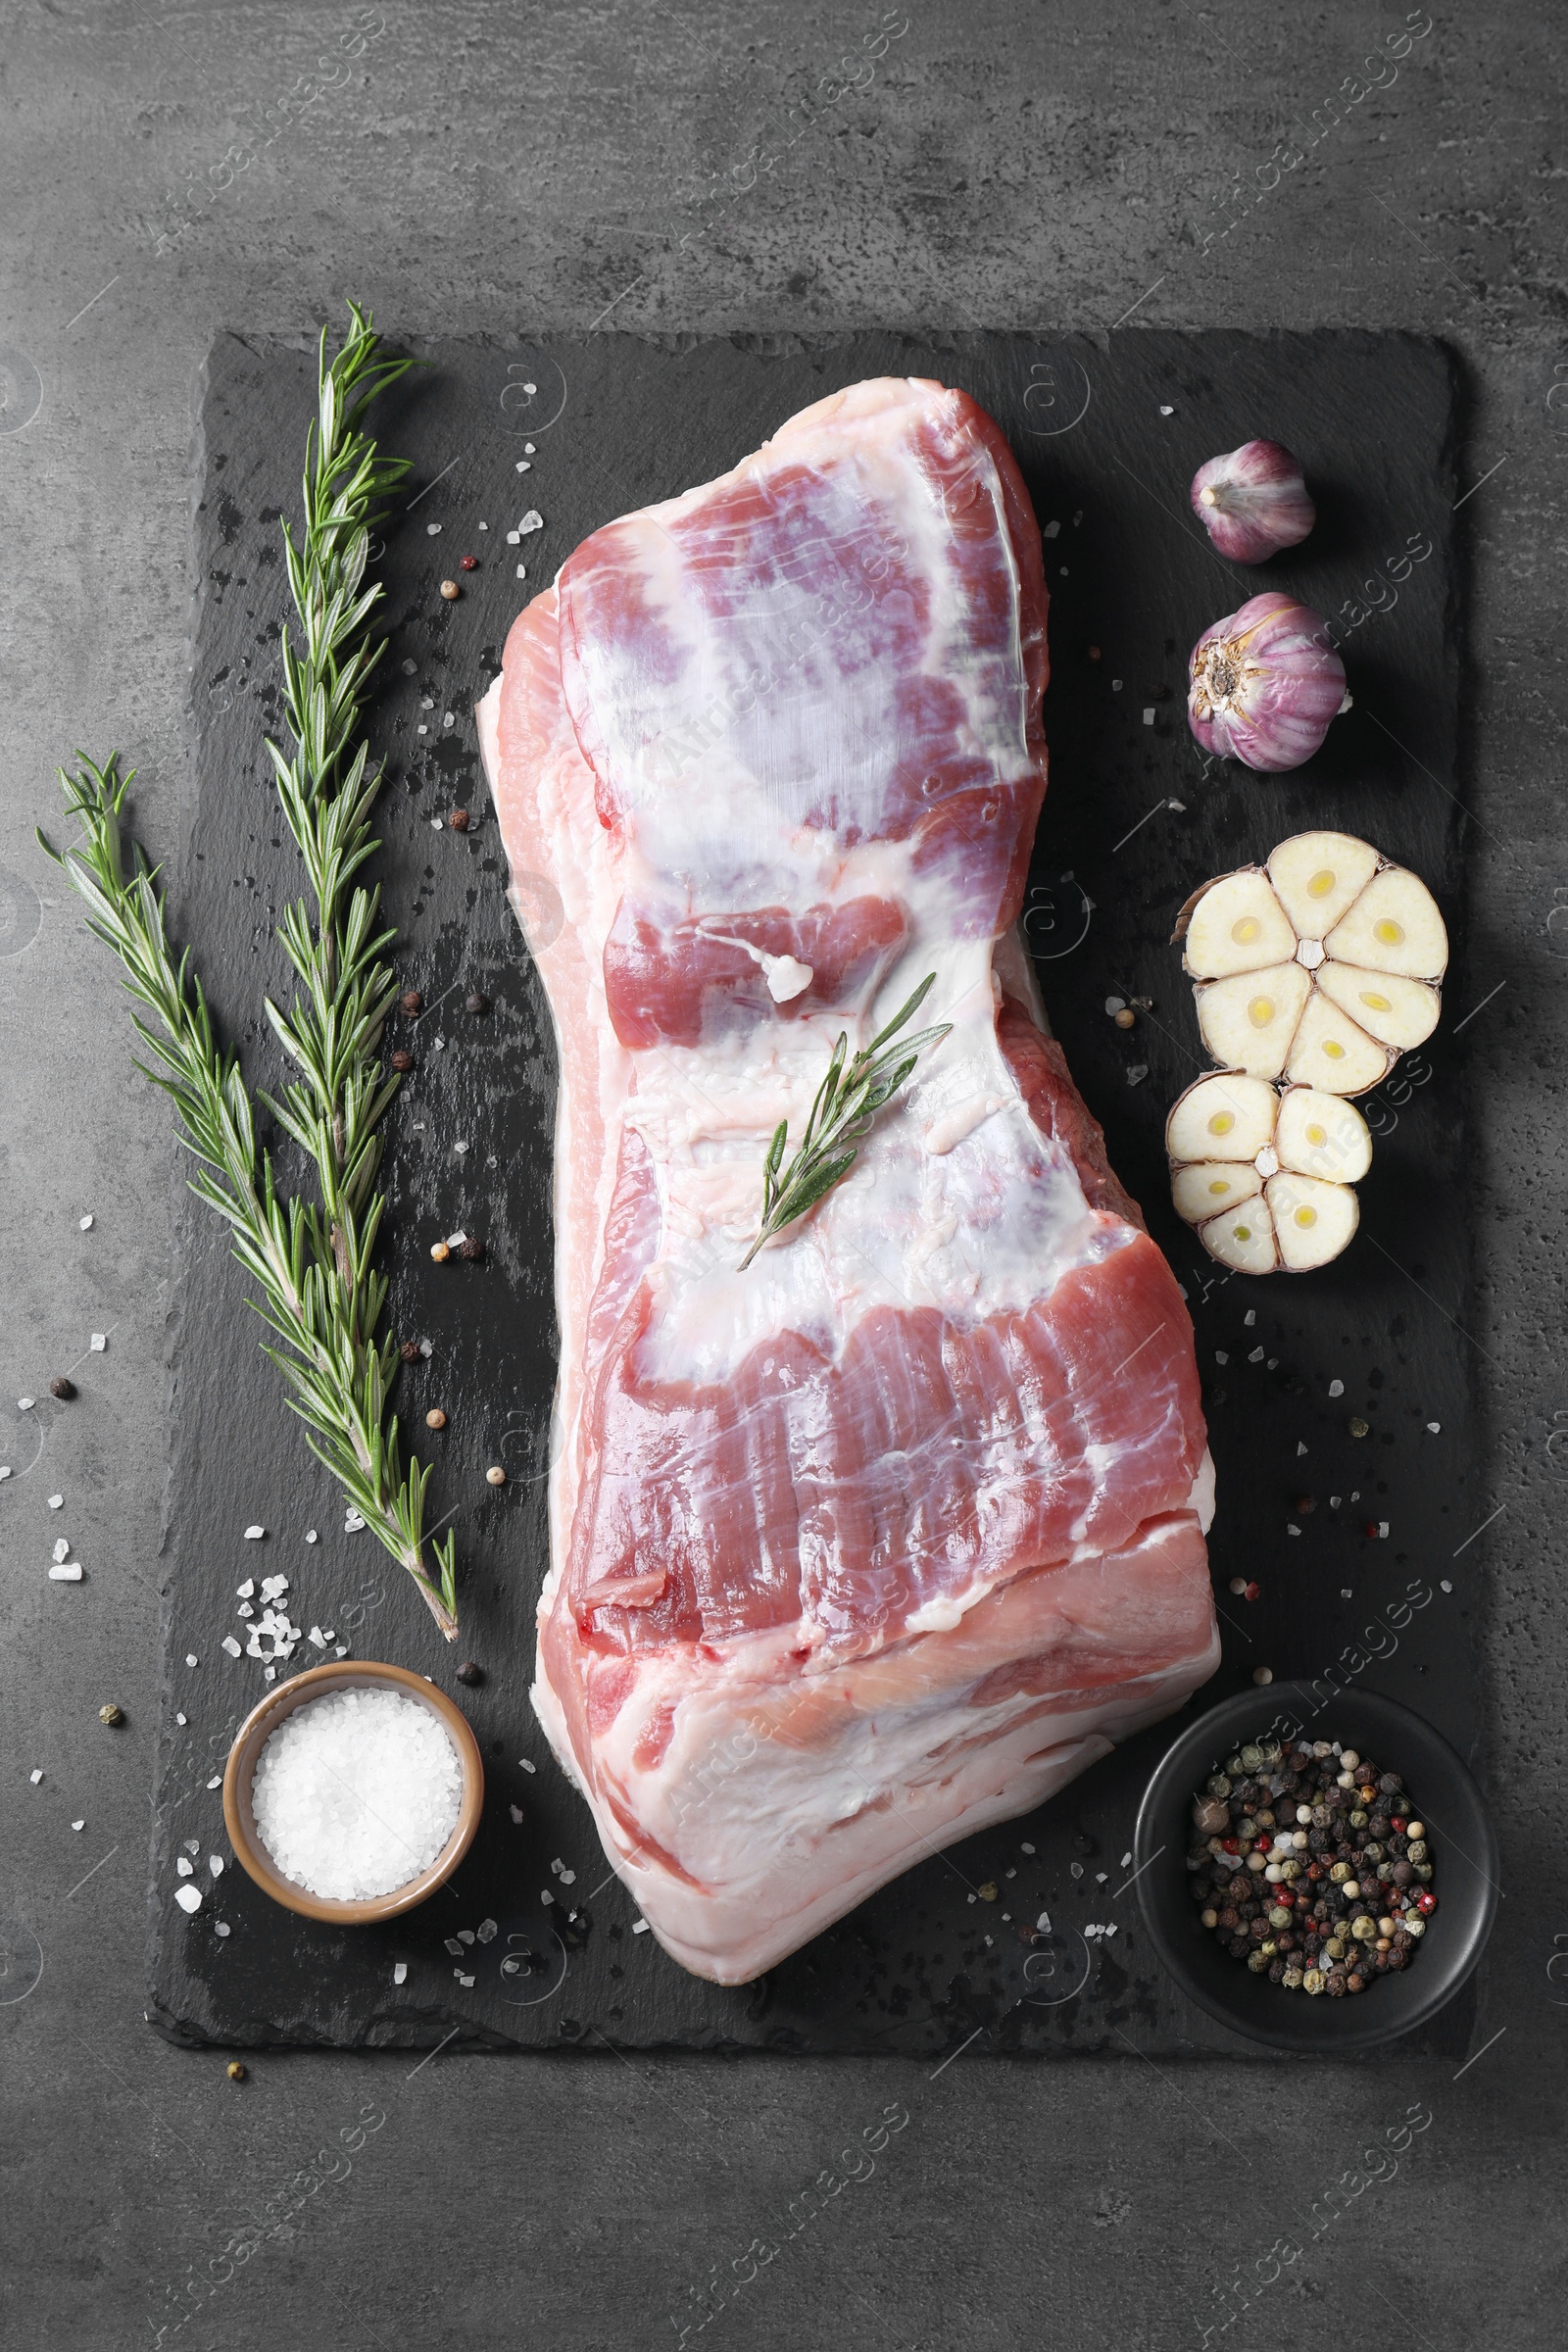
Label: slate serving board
xmin=148 ymin=327 xmax=1482 ymax=2057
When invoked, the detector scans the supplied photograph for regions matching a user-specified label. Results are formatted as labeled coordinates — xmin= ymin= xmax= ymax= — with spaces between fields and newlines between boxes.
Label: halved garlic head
xmin=1166 ymin=1073 xmax=1372 ymax=1273
xmin=1175 ymin=830 xmax=1446 ymax=1095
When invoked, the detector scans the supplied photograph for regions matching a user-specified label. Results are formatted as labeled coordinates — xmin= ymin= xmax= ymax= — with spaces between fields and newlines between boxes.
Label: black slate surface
xmin=149 ymin=328 xmax=1477 ymax=2056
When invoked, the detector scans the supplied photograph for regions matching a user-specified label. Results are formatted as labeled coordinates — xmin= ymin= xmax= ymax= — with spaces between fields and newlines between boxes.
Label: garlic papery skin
xmin=1187 ymin=592 xmax=1347 ymax=773
xmin=1191 ymin=439 xmax=1315 ymax=563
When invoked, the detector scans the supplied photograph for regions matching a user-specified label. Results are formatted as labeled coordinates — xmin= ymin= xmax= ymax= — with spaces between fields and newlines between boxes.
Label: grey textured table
xmin=1 ymin=6 xmax=1562 ymax=2346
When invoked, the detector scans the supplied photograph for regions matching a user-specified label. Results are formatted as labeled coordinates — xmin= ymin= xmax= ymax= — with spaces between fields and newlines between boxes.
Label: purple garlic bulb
xmin=1187 ymin=592 xmax=1348 ymax=772
xmin=1191 ymin=439 xmax=1315 ymax=564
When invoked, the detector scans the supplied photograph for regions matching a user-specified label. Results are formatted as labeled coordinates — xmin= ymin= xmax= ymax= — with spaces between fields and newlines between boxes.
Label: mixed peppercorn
xmin=1188 ymin=1734 xmax=1436 ymax=1995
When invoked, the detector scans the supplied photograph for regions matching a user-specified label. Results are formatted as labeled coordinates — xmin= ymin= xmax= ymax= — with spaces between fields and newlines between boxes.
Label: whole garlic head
xmin=1191 ymin=438 xmax=1316 ymax=564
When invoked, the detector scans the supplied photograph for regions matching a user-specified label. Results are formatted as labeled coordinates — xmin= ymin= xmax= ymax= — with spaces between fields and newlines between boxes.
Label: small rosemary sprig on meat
xmin=739 ymin=975 xmax=951 ymax=1270
xmin=41 ymin=307 xmax=459 ymax=1638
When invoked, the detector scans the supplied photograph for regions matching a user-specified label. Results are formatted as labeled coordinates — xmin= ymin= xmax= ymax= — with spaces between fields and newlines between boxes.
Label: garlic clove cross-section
xmin=1173 ymin=829 xmax=1447 ymax=1096
xmin=1166 ymin=1073 xmax=1372 ymax=1274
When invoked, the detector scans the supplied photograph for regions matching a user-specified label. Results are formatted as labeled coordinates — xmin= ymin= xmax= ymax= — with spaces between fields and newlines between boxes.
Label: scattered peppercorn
xmin=1363 ymin=1520 xmax=1382 ymax=1540
xmin=400 ymin=989 xmax=423 ymax=1014
xmin=1348 ymin=1416 xmax=1370 ymax=1438
xmin=1087 ymin=645 xmax=1102 ymax=662
xmin=460 ymin=555 xmax=478 ymax=571
xmin=390 ymin=1050 xmax=414 ymax=1072
xmin=430 ymin=1242 xmax=451 ymax=1264
xmin=486 ymin=1465 xmax=507 ymax=1487
xmin=460 ymin=1236 xmax=485 ymax=1262
xmin=400 ymin=1340 xmax=421 ymax=1364
xmin=99 ymin=1702 xmax=123 ymax=1727
xmin=1243 ymin=1581 xmax=1261 ymax=1601
xmin=49 ymin=1377 xmax=76 ymax=1400
xmin=1113 ymin=1006 xmax=1136 ymax=1030
xmin=425 ymin=1408 xmax=448 ymax=1431
xmin=1295 ymin=1494 xmax=1316 ymax=1515
xmin=226 ymin=2061 xmax=247 ymax=2082
xmin=439 ymin=578 xmax=460 ymax=601
xmin=465 ymin=990 xmax=489 ymax=1015
xmin=1185 ymin=1735 xmax=1435 ymax=1999
xmin=450 ymin=808 xmax=470 ymax=832
xmin=455 ymin=1660 xmax=484 ymax=1687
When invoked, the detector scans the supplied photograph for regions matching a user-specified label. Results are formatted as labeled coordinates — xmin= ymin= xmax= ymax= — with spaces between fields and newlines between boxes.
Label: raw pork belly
xmin=477 ymin=377 xmax=1217 ymax=1984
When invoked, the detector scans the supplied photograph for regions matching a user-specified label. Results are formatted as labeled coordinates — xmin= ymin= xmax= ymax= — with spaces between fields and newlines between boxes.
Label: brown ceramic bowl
xmin=222 ymin=1659 xmax=484 ymax=1925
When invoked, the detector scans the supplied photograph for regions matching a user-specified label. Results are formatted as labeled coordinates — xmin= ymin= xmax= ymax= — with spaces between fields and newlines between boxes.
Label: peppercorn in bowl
xmin=1134 ymin=1686 xmax=1497 ymax=2052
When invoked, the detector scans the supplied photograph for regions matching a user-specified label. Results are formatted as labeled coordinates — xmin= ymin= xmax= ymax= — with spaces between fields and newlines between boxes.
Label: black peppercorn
xmin=391 ymin=1050 xmax=414 ymax=1072
xmin=400 ymin=989 xmax=422 ymax=1014
xmin=460 ymin=1237 xmax=485 ymax=1262
xmin=49 ymin=1376 xmax=76 ymax=1399
xmin=455 ymin=1660 xmax=483 ymax=1687
xmin=449 ymin=808 xmax=470 ymax=833
xmin=400 ymin=1340 xmax=421 ymax=1364
xmin=465 ymin=990 xmax=489 ymax=1015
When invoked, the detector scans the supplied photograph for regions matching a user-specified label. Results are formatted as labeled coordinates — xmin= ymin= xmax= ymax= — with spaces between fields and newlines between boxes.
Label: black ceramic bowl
xmin=1134 ymin=1684 xmax=1498 ymax=2053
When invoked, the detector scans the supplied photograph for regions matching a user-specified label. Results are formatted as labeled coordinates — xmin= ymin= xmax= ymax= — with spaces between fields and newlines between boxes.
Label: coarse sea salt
xmin=251 ymin=1687 xmax=463 ymax=1901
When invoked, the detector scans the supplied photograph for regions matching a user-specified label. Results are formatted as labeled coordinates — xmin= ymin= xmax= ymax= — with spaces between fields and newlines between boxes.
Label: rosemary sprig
xmin=41 ymin=307 xmax=460 ymax=1639
xmin=739 ymin=975 xmax=951 ymax=1270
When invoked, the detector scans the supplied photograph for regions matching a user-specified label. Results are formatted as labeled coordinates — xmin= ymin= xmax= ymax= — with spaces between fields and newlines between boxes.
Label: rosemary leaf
xmin=738 ymin=976 xmax=951 ymax=1271
xmin=41 ymin=305 xmax=460 ymax=1640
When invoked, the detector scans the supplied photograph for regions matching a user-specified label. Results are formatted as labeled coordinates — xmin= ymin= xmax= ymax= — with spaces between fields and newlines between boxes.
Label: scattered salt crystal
xmin=49 ymin=1562 xmax=83 ymax=1581
xmin=445 ymin=1937 xmax=463 ymax=1956
xmin=458 ymin=1973 xmax=474 ymax=1987
xmin=1287 ymin=1523 xmax=1300 ymax=1538
xmin=18 ymin=1397 xmax=34 ymax=1411
xmin=394 ymin=1961 xmax=408 ymax=1984
xmin=550 ymin=1857 xmax=564 ymax=1876
xmin=306 ymin=1530 xmax=318 ymax=1544
xmin=237 ymin=1603 xmax=254 ymax=1619
xmin=1020 ymin=1841 xmax=1035 ymax=1855
xmin=79 ymin=1215 xmax=93 ymax=1230
xmin=632 ymin=1919 xmax=650 ymax=1934
xmin=215 ymin=1922 xmax=230 ymax=1937
xmin=1070 ymin=1861 xmax=1084 ymax=1880
xmin=174 ymin=1884 xmax=203 ymax=1914
xmin=260 ymin=1574 xmax=288 ymax=1601
xmin=417 ymin=725 xmax=429 ymax=738
xmin=515 ymin=458 xmax=531 ymax=472
xmin=344 ymin=1510 xmax=366 ymax=1534
xmin=49 ymin=1494 xmax=63 ymax=1509
xmin=420 ymin=696 xmax=435 ymax=710
xmin=1377 ymin=1520 xmax=1390 ymax=1539
xmin=237 ymin=1578 xmax=254 ymax=1598
xmin=29 ymin=1769 xmax=43 ymax=1785
xmin=401 ymin=658 xmax=417 ymax=674
xmin=1331 ymin=1494 xmax=1342 ymax=1508
xmin=175 ymin=1712 xmax=186 ymax=1726
xmin=1268 ymin=1357 xmax=1278 ymax=1370
xmin=309 ymin=1628 xmax=327 ymax=1648
xmin=1121 ymin=1852 xmax=1132 ymax=1868
xmin=1297 ymin=1442 xmax=1308 ymax=1457
xmin=250 ymin=1686 xmax=463 ymax=1900
xmin=1427 ymin=1421 xmax=1441 ymax=1434
xmin=335 ymin=1647 xmax=349 ymax=1659
xmin=1096 ymin=1871 xmax=1107 ymax=1884
xmin=1142 ymin=707 xmax=1155 ymax=726
xmin=264 ymin=1666 xmax=276 ymax=1683
xmin=476 ymin=1918 xmax=497 ymax=1943
xmin=1244 ymin=1310 xmax=1255 ymax=1327
xmin=1214 ymin=1351 xmax=1228 ymax=1366
xmin=52 ymin=1538 xmax=70 ymax=1563
xmin=426 ymin=521 xmax=442 ymax=535
xmin=90 ymin=1333 xmax=106 ymax=1350
xmin=1104 ymin=996 xmax=1125 ymax=1015
xmin=506 ymin=530 xmax=520 ymax=545
xmin=177 ymin=1856 xmax=193 ymax=1877
xmin=560 ymin=1869 xmax=575 ymax=1886
xmin=418 ymin=1341 xmax=432 ymax=1359
xmin=458 ymin=1928 xmax=475 ymax=1944
xmin=1328 ymin=1378 xmax=1345 ymax=1397
xmin=186 ymin=1653 xmax=199 ymax=1667
xmin=518 ymin=1758 xmax=536 ymax=1774
xmin=1341 ymin=1588 xmax=1352 ymax=1598
xmin=446 ymin=1231 xmax=466 ymax=1250
xmin=515 ymin=564 xmax=527 ymax=580
xmin=540 ymin=1889 xmax=554 ymax=1906
xmin=1159 ymin=404 xmax=1174 ymax=416
xmin=524 ymin=442 xmax=535 ymax=454
xmin=509 ymin=1804 xmax=524 ymax=1823
xmin=183 ymin=1838 xmax=200 ymax=1855
xmin=518 ymin=510 xmax=542 ymax=534
xmin=221 ymin=1635 xmax=242 ymax=1657
xmin=1249 ymin=1348 xmax=1264 ymax=1364
xmin=1441 ymin=1578 xmax=1452 ymax=1593
xmin=72 ymin=1819 xmax=84 ymax=1832
xmin=206 ymin=1776 xmax=221 ymax=1789
xmin=209 ymin=1855 xmax=223 ymax=1876
xmin=244 ymin=1524 xmax=265 ymax=1541
xmin=477 ymin=520 xmax=488 ymax=531
xmin=0 ymin=1468 xmax=10 ymax=1480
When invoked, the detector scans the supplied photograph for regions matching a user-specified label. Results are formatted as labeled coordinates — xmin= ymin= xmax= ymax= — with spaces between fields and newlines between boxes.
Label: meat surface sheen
xmin=477 ymin=376 xmax=1217 ymax=1985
